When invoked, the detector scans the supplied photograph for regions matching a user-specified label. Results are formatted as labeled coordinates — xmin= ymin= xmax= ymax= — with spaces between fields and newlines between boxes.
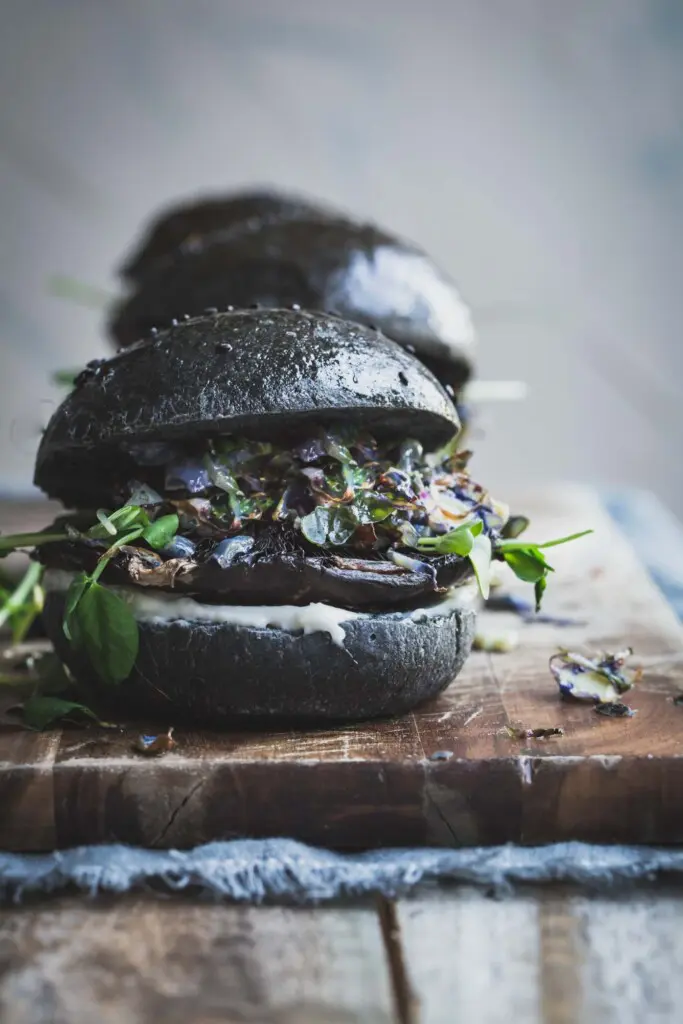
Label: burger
xmin=4 ymin=310 xmax=585 ymax=724
xmin=109 ymin=189 xmax=475 ymax=407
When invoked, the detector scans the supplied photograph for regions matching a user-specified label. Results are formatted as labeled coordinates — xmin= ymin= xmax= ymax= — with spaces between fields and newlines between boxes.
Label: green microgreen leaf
xmin=341 ymin=462 xmax=368 ymax=496
xmin=416 ymin=519 xmax=483 ymax=557
xmin=396 ymin=520 xmax=419 ymax=548
xmin=86 ymin=505 xmax=148 ymax=540
xmin=437 ymin=528 xmax=474 ymax=557
xmin=95 ymin=509 xmax=117 ymax=537
xmin=75 ymin=583 xmax=139 ymax=686
xmin=9 ymin=601 xmax=41 ymax=644
xmin=496 ymin=530 xmax=591 ymax=609
xmin=353 ymin=494 xmax=394 ymax=524
xmin=323 ymin=431 xmax=354 ymax=464
xmin=32 ymin=653 xmax=74 ymax=695
xmin=502 ymin=548 xmax=551 ymax=583
xmin=328 ymin=507 xmax=358 ymax=545
xmin=63 ymin=573 xmax=89 ymax=642
xmin=109 ymin=505 xmax=149 ymax=530
xmin=0 ymin=561 xmax=44 ymax=641
xmin=62 ymin=523 xmax=144 ymax=683
xmin=205 ymin=455 xmax=258 ymax=521
xmin=301 ymin=504 xmax=367 ymax=546
xmin=7 ymin=648 xmax=120 ymax=731
xmin=412 ymin=520 xmax=494 ymax=597
xmin=20 ymin=695 xmax=109 ymax=731
xmin=142 ymin=513 xmax=179 ymax=551
xmin=534 ymin=575 xmax=547 ymax=613
xmin=205 ymin=455 xmax=239 ymax=495
xmin=300 ymin=507 xmax=331 ymax=546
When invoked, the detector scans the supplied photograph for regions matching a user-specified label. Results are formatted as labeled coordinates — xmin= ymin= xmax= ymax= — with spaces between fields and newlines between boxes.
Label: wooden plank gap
xmin=377 ymin=896 xmax=420 ymax=1024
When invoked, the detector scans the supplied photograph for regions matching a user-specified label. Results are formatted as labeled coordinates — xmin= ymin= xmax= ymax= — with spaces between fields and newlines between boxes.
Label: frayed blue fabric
xmin=1 ymin=491 xmax=682 ymax=905
xmin=1 ymin=840 xmax=683 ymax=905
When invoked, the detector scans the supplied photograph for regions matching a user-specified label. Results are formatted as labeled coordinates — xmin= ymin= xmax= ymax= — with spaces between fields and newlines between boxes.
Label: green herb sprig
xmin=414 ymin=522 xmax=592 ymax=608
xmin=21 ymin=693 xmax=113 ymax=731
xmin=496 ymin=531 xmax=593 ymax=610
xmin=4 ymin=651 xmax=118 ymax=730
xmin=63 ymin=506 xmax=178 ymax=685
xmin=0 ymin=532 xmax=73 ymax=556
xmin=415 ymin=520 xmax=495 ymax=598
xmin=0 ymin=562 xmax=45 ymax=642
xmin=0 ymin=505 xmax=179 ymax=688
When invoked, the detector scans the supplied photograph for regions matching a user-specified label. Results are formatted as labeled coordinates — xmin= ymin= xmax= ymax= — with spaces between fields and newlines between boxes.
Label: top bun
xmin=36 ymin=308 xmax=460 ymax=508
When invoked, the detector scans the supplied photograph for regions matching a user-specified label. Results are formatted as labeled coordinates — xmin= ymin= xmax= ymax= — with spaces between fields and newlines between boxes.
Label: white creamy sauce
xmin=43 ymin=570 xmax=477 ymax=648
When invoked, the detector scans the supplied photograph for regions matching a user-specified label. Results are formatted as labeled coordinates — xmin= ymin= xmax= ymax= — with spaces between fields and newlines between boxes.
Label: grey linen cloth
xmin=1 ymin=490 xmax=681 ymax=904
xmin=2 ymin=840 xmax=683 ymax=904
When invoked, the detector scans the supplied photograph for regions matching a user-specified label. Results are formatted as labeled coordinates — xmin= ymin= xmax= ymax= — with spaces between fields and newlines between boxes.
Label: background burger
xmin=109 ymin=189 xmax=476 ymax=410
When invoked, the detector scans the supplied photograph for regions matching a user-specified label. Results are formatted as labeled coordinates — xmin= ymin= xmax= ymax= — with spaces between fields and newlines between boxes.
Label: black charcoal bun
xmin=42 ymin=592 xmax=475 ymax=722
xmin=110 ymin=190 xmax=475 ymax=390
xmin=35 ymin=308 xmax=460 ymax=508
xmin=119 ymin=190 xmax=327 ymax=282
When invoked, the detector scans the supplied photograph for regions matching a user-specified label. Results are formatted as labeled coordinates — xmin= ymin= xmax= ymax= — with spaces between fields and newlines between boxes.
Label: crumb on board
xmin=504 ymin=724 xmax=564 ymax=741
xmin=133 ymin=726 xmax=176 ymax=756
xmin=473 ymin=629 xmax=519 ymax=653
xmin=594 ymin=703 xmax=636 ymax=718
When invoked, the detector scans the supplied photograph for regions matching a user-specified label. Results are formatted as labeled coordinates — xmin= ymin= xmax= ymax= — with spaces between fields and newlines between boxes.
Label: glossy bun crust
xmin=35 ymin=308 xmax=460 ymax=508
xmin=111 ymin=190 xmax=475 ymax=388
xmin=119 ymin=190 xmax=325 ymax=283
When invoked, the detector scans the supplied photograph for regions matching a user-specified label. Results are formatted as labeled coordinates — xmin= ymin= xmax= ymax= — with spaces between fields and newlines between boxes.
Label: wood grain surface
xmin=2 ymin=486 xmax=683 ymax=851
xmin=2 ymin=887 xmax=683 ymax=1024
xmin=395 ymin=886 xmax=683 ymax=1024
xmin=0 ymin=897 xmax=395 ymax=1024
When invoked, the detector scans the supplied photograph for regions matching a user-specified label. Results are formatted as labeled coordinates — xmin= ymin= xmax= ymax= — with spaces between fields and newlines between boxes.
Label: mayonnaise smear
xmin=43 ymin=570 xmax=477 ymax=648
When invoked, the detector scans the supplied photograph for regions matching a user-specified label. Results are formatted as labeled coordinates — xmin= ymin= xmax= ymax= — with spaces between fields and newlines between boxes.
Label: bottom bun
xmin=42 ymin=593 xmax=476 ymax=723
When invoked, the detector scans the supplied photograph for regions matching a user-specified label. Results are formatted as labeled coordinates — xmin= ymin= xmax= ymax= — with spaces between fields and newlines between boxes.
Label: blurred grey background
xmin=0 ymin=0 xmax=681 ymax=511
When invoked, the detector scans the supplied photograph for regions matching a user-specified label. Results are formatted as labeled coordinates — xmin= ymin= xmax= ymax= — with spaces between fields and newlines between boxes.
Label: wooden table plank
xmin=3 ymin=486 xmax=683 ymax=849
xmin=4 ymin=885 xmax=683 ymax=1024
xmin=0 ymin=731 xmax=59 ymax=852
xmin=395 ymin=887 xmax=683 ymax=1024
xmin=0 ymin=897 xmax=396 ymax=1024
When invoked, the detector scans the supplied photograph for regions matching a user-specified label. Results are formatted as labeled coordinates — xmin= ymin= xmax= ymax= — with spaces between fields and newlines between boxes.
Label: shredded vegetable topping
xmin=136 ymin=430 xmax=510 ymax=553
xmin=1 ymin=427 xmax=592 ymax=615
xmin=130 ymin=429 xmax=588 ymax=601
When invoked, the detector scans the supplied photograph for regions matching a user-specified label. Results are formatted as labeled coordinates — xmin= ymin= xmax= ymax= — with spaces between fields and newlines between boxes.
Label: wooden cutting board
xmin=2 ymin=486 xmax=683 ymax=852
